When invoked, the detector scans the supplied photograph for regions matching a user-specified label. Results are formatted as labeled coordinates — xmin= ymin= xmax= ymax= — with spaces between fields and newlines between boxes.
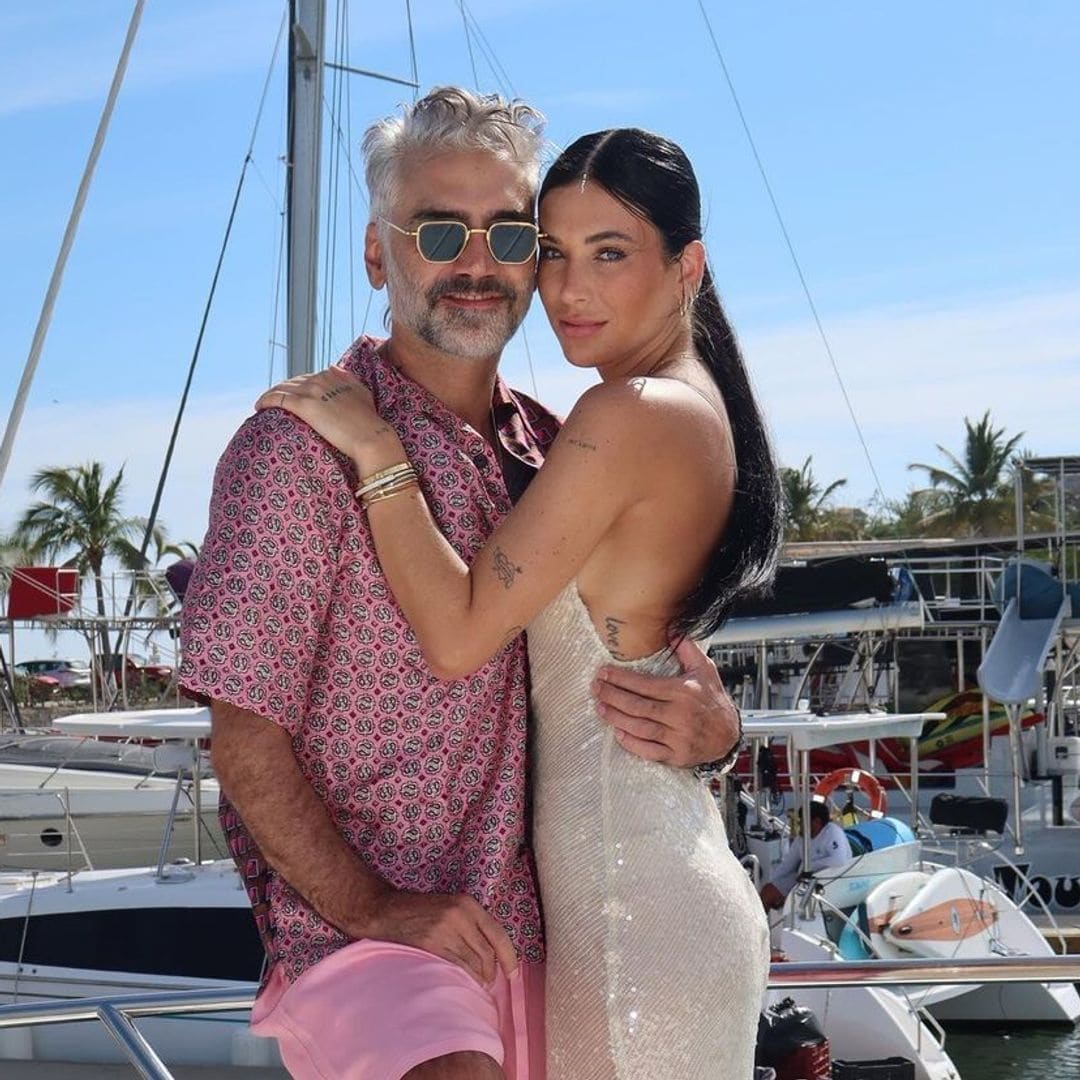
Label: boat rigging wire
xmin=321 ymin=0 xmax=349 ymax=367
xmin=119 ymin=13 xmax=287 ymax=638
xmin=0 ymin=0 xmax=146 ymax=497
xmin=459 ymin=1 xmax=482 ymax=91
xmin=694 ymin=0 xmax=888 ymax=508
xmin=343 ymin=0 xmax=358 ymax=342
xmin=405 ymin=0 xmax=420 ymax=98
xmin=461 ymin=2 xmax=519 ymax=98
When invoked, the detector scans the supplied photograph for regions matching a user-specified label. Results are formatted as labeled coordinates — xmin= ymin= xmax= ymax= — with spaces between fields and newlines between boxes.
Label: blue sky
xmin=2 ymin=0 xmax=1078 ymax=571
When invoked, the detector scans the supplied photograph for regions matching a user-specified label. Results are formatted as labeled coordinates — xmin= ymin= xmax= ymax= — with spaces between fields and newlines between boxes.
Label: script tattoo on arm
xmin=567 ymin=436 xmax=598 ymax=452
xmin=604 ymin=614 xmax=629 ymax=660
xmin=492 ymin=546 xmax=523 ymax=590
xmin=320 ymin=384 xmax=355 ymax=402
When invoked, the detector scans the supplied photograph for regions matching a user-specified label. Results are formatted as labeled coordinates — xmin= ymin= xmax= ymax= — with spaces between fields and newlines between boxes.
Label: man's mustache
xmin=427 ymin=276 xmax=518 ymax=305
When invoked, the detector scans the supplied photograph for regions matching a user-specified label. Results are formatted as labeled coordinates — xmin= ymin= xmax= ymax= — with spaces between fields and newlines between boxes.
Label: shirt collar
xmin=342 ymin=335 xmax=547 ymax=467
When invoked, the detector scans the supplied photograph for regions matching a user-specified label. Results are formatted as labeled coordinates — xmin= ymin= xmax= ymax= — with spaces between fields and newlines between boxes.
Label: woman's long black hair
xmin=539 ymin=129 xmax=783 ymax=638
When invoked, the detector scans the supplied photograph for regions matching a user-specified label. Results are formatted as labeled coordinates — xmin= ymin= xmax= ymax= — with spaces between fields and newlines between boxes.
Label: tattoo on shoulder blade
xmin=492 ymin=546 xmax=523 ymax=590
xmin=567 ymin=436 xmax=598 ymax=452
xmin=604 ymin=614 xmax=629 ymax=659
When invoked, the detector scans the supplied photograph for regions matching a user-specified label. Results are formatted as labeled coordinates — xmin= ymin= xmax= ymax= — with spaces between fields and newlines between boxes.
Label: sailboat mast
xmin=0 ymin=0 xmax=146 ymax=493
xmin=286 ymin=0 xmax=327 ymax=377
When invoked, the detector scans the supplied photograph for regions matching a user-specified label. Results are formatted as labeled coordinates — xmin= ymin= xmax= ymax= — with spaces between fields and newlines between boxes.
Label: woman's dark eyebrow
xmin=585 ymin=229 xmax=634 ymax=244
xmin=538 ymin=229 xmax=634 ymax=245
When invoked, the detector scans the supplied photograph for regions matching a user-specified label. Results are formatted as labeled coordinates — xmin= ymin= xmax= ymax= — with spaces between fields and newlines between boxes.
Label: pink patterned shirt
xmin=180 ymin=336 xmax=557 ymax=982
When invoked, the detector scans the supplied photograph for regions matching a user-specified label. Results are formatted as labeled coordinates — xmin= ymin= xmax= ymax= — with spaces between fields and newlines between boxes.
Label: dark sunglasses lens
xmin=417 ymin=222 xmax=468 ymax=262
xmin=489 ymin=224 xmax=538 ymax=264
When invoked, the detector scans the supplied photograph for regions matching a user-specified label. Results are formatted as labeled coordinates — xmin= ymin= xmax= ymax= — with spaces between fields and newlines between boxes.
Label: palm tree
xmin=12 ymin=462 xmax=165 ymax=677
xmin=862 ymin=488 xmax=952 ymax=539
xmin=781 ymin=456 xmax=848 ymax=540
xmin=907 ymin=411 xmax=1023 ymax=536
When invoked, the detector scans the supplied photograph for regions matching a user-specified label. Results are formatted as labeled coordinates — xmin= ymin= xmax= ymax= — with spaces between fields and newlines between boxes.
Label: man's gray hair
xmin=363 ymin=86 xmax=546 ymax=220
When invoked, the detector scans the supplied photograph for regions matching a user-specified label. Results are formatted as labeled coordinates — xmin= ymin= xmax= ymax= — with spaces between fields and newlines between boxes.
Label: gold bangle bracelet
xmin=362 ymin=477 xmax=419 ymax=508
xmin=354 ymin=463 xmax=416 ymax=500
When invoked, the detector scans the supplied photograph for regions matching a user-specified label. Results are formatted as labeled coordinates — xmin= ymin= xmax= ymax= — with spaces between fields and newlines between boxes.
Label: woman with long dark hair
xmin=263 ymin=128 xmax=782 ymax=1077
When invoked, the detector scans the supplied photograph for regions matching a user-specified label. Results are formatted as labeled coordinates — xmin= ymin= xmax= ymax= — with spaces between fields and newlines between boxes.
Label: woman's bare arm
xmin=258 ymin=372 xmax=716 ymax=677
xmin=356 ymin=381 xmax=650 ymax=676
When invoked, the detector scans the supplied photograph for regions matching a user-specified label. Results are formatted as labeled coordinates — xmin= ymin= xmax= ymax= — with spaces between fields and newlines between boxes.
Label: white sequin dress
xmin=529 ymin=581 xmax=770 ymax=1080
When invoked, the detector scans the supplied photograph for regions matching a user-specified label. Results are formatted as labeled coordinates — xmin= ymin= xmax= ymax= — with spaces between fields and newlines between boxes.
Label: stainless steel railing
xmin=0 ymin=955 xmax=1078 ymax=1079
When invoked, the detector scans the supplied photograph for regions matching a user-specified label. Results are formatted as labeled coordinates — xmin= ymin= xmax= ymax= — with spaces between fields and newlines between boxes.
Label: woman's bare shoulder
xmin=562 ymin=375 xmax=730 ymax=456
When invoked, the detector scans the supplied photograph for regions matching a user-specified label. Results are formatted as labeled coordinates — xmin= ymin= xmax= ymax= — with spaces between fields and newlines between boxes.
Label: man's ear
xmin=365 ymin=221 xmax=387 ymax=289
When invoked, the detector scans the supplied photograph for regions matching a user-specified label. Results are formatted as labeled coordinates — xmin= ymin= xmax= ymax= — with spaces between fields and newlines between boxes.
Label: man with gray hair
xmin=180 ymin=86 xmax=741 ymax=1079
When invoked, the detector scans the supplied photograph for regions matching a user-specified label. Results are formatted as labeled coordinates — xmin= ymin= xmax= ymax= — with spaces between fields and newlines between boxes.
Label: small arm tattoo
xmin=567 ymin=436 xmax=597 ymax=452
xmin=604 ymin=614 xmax=629 ymax=660
xmin=492 ymin=546 xmax=523 ymax=590
xmin=320 ymin=384 xmax=354 ymax=402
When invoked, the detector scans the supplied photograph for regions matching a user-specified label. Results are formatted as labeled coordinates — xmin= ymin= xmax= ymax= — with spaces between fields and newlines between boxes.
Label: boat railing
xmin=898 ymin=553 xmax=1008 ymax=624
xmin=0 ymin=956 xmax=1078 ymax=1079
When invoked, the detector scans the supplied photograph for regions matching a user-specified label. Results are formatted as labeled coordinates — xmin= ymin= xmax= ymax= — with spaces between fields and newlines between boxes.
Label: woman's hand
xmin=255 ymin=368 xmax=404 ymax=472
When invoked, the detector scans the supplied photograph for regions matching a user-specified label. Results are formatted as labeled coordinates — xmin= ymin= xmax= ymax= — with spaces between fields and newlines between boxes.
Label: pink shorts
xmin=251 ymin=940 xmax=545 ymax=1080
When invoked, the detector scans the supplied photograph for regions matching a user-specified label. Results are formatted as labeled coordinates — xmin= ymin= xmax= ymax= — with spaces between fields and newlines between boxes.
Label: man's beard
xmin=386 ymin=258 xmax=531 ymax=360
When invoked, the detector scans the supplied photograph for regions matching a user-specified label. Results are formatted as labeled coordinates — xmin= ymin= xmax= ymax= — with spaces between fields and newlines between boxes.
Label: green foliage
xmin=906 ymin=411 xmax=1022 ymax=537
xmin=11 ymin=462 xmax=166 ymax=670
xmin=781 ymin=456 xmax=848 ymax=541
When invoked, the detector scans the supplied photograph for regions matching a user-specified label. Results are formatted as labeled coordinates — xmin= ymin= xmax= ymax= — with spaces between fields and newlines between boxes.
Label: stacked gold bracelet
xmin=354 ymin=462 xmax=419 ymax=509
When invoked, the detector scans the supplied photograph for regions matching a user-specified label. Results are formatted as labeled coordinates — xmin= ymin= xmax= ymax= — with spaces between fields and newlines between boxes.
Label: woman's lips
xmin=558 ymin=319 xmax=606 ymax=338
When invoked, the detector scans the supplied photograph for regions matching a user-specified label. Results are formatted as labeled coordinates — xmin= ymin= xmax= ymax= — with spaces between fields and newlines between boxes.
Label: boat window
xmin=0 ymin=908 xmax=263 ymax=981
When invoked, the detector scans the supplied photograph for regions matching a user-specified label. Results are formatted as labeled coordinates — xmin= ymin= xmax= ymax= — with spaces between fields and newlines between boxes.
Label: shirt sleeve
xmin=178 ymin=410 xmax=355 ymax=736
xmin=770 ymin=837 xmax=804 ymax=897
xmin=809 ymin=823 xmax=854 ymax=874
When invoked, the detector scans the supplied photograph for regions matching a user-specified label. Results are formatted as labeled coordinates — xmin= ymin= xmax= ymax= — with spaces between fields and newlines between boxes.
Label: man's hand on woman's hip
xmin=591 ymin=636 xmax=740 ymax=768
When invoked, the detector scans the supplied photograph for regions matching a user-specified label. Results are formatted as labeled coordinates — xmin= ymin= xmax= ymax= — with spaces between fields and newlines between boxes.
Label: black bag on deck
xmin=929 ymin=793 xmax=1008 ymax=834
xmin=756 ymin=996 xmax=826 ymax=1066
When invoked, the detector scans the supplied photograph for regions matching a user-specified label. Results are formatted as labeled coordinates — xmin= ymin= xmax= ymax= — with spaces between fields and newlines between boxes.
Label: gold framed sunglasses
xmin=382 ymin=218 xmax=543 ymax=265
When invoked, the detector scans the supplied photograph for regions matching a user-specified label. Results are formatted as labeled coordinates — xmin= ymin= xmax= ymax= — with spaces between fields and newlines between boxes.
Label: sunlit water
xmin=945 ymin=1023 xmax=1080 ymax=1078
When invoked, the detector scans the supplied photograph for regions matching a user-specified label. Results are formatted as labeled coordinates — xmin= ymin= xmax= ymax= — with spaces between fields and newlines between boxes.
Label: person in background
xmin=760 ymin=799 xmax=853 ymax=911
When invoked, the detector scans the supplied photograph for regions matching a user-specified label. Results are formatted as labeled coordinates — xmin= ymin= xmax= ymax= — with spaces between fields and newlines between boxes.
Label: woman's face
xmin=536 ymin=182 xmax=685 ymax=373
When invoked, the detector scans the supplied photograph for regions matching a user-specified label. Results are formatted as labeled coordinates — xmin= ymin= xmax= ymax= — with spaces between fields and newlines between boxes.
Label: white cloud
xmin=3 ymin=282 xmax=1076 ymax=549
xmin=743 ymin=284 xmax=1080 ymax=502
xmin=1 ymin=390 xmax=261 ymax=547
xmin=0 ymin=2 xmax=285 ymax=118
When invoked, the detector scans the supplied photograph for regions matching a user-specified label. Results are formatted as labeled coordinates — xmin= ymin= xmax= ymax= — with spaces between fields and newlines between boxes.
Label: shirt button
xmin=471 ymin=453 xmax=489 ymax=470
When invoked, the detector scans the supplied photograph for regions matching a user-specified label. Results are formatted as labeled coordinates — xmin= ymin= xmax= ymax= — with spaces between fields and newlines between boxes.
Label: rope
xmin=343 ymin=0 xmax=357 ymax=341
xmin=404 ymin=0 xmax=420 ymax=98
xmin=120 ymin=12 xmax=286 ymax=635
xmin=461 ymin=2 xmax=518 ymax=98
xmin=694 ymin=0 xmax=888 ymax=507
xmin=320 ymin=0 xmax=348 ymax=367
xmin=521 ymin=324 xmax=539 ymax=400
xmin=459 ymin=1 xmax=481 ymax=90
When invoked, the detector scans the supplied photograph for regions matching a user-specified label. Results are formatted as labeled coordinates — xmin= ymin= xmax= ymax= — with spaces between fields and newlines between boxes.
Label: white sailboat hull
xmin=774 ymin=929 xmax=960 ymax=1080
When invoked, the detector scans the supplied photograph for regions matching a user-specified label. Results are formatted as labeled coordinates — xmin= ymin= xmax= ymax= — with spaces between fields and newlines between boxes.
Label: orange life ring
xmin=813 ymin=768 xmax=888 ymax=817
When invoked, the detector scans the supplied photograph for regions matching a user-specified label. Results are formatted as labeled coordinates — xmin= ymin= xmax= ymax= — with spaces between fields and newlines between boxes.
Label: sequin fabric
xmin=179 ymin=336 xmax=556 ymax=985
xmin=529 ymin=581 xmax=770 ymax=1079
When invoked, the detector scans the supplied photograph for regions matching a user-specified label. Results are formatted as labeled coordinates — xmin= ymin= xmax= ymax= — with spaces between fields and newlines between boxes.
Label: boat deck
xmin=1036 ymin=915 xmax=1080 ymax=955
